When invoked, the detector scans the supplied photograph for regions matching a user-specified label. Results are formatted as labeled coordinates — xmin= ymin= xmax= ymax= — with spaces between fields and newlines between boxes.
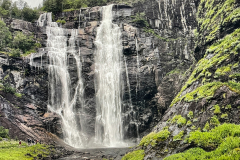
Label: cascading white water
xmin=94 ymin=5 xmax=124 ymax=147
xmin=37 ymin=13 xmax=85 ymax=148
xmin=135 ymin=38 xmax=140 ymax=96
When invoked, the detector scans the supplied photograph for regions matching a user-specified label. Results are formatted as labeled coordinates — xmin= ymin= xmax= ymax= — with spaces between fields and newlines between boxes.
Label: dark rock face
xmin=0 ymin=53 xmax=62 ymax=142
xmin=0 ymin=0 xmax=198 ymax=145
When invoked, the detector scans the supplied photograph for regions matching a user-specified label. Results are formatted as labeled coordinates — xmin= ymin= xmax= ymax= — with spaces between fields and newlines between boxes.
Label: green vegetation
xmin=171 ymin=115 xmax=182 ymax=123
xmin=214 ymin=104 xmax=221 ymax=114
xmin=187 ymin=111 xmax=193 ymax=119
xmin=173 ymin=131 xmax=184 ymax=141
xmin=0 ymin=126 xmax=9 ymax=138
xmin=230 ymin=73 xmax=240 ymax=79
xmin=43 ymin=0 xmax=109 ymax=14
xmin=0 ymin=140 xmax=51 ymax=160
xmin=164 ymin=124 xmax=240 ymax=160
xmin=0 ymin=83 xmax=22 ymax=98
xmin=196 ymin=0 xmax=240 ymax=49
xmin=0 ymin=0 xmax=39 ymax=22
xmin=215 ymin=64 xmax=232 ymax=77
xmin=203 ymin=122 xmax=210 ymax=132
xmin=122 ymin=150 xmax=145 ymax=160
xmin=177 ymin=117 xmax=186 ymax=127
xmin=56 ymin=19 xmax=66 ymax=24
xmin=210 ymin=115 xmax=220 ymax=126
xmin=221 ymin=113 xmax=228 ymax=119
xmin=0 ymin=20 xmax=40 ymax=57
xmin=186 ymin=120 xmax=192 ymax=126
xmin=171 ymin=28 xmax=240 ymax=106
xmin=166 ymin=68 xmax=182 ymax=76
xmin=139 ymin=128 xmax=170 ymax=147
xmin=0 ymin=19 xmax=12 ymax=51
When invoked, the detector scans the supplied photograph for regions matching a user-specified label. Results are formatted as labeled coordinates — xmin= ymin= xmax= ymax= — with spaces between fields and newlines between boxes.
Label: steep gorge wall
xmin=0 ymin=0 xmax=198 ymax=144
xmin=124 ymin=0 xmax=240 ymax=159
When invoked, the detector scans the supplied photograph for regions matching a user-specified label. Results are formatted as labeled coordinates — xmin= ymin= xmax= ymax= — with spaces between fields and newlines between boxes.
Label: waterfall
xmin=94 ymin=5 xmax=125 ymax=147
xmin=135 ymin=38 xmax=140 ymax=98
xmin=37 ymin=13 xmax=86 ymax=148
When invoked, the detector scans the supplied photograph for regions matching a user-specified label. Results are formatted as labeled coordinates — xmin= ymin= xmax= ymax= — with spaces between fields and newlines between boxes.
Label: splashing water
xmin=94 ymin=5 xmax=125 ymax=147
xmin=38 ymin=13 xmax=86 ymax=148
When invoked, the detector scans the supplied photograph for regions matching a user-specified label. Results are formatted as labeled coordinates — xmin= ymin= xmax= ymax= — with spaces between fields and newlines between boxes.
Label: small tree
xmin=0 ymin=126 xmax=9 ymax=138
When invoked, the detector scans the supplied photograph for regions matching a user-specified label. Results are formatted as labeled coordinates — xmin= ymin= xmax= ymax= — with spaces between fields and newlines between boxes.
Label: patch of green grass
xmin=122 ymin=150 xmax=145 ymax=160
xmin=0 ymin=140 xmax=51 ymax=160
xmin=139 ymin=129 xmax=170 ymax=147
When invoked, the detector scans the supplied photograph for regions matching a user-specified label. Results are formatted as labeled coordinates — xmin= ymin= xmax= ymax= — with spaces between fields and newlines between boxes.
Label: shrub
xmin=2 ymin=84 xmax=16 ymax=94
xmin=56 ymin=19 xmax=66 ymax=24
xmin=0 ymin=126 xmax=9 ymax=138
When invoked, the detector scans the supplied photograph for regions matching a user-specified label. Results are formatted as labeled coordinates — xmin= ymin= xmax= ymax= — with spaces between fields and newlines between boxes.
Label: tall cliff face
xmin=0 ymin=0 xmax=198 ymax=146
xmin=124 ymin=0 xmax=240 ymax=159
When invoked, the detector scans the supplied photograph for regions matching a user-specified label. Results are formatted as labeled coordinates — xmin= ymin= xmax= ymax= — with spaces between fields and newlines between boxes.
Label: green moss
xmin=173 ymin=131 xmax=184 ymax=141
xmin=164 ymin=137 xmax=240 ymax=160
xmin=186 ymin=120 xmax=192 ymax=127
xmin=225 ymin=104 xmax=232 ymax=109
xmin=171 ymin=28 xmax=240 ymax=107
xmin=122 ymin=150 xmax=145 ymax=160
xmin=210 ymin=115 xmax=220 ymax=126
xmin=191 ymin=125 xmax=196 ymax=130
xmin=139 ymin=129 xmax=170 ymax=147
xmin=215 ymin=64 xmax=232 ymax=77
xmin=229 ymin=73 xmax=240 ymax=79
xmin=226 ymin=81 xmax=240 ymax=94
xmin=188 ymin=123 xmax=240 ymax=147
xmin=214 ymin=104 xmax=221 ymax=114
xmin=187 ymin=111 xmax=194 ymax=119
xmin=203 ymin=122 xmax=210 ymax=132
xmin=196 ymin=0 xmax=240 ymax=48
xmin=171 ymin=115 xmax=182 ymax=124
xmin=177 ymin=117 xmax=187 ymax=127
xmin=166 ymin=68 xmax=182 ymax=76
xmin=221 ymin=113 xmax=228 ymax=119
